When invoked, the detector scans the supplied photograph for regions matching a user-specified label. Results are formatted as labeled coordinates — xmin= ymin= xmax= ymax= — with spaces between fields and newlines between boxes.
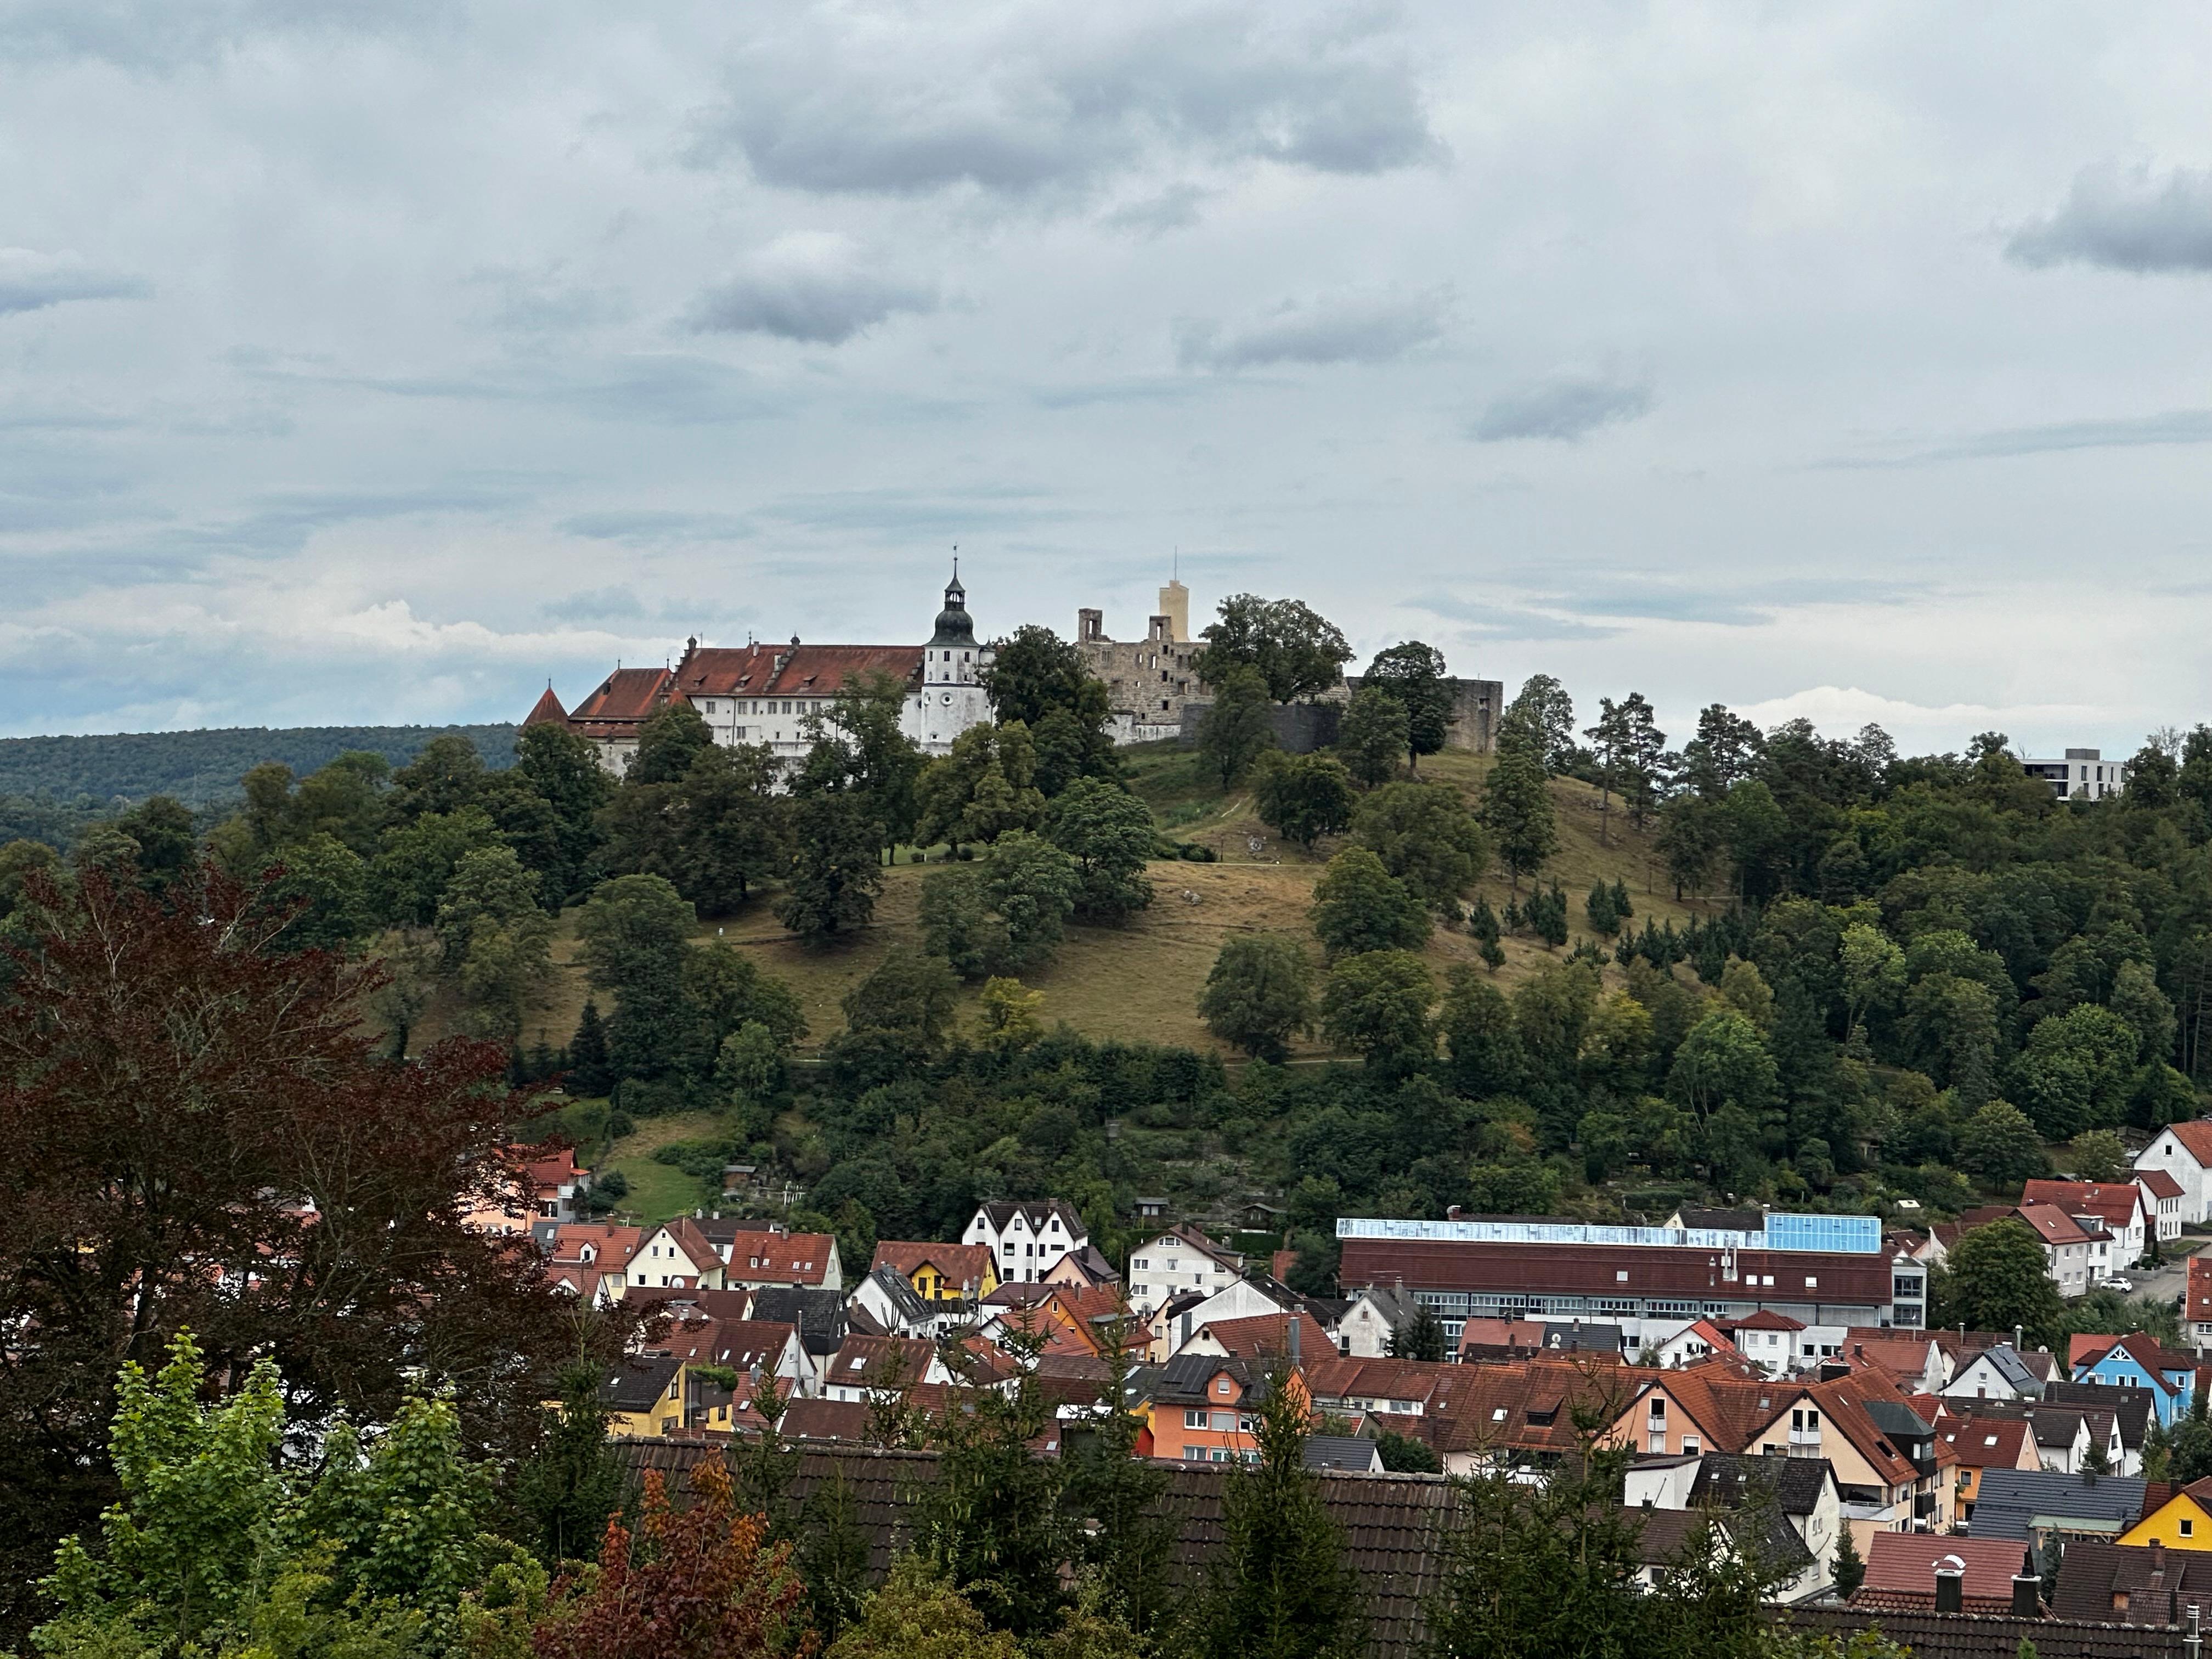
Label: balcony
xmin=1915 ymin=1490 xmax=1938 ymax=1520
xmin=1787 ymin=1432 xmax=1822 ymax=1458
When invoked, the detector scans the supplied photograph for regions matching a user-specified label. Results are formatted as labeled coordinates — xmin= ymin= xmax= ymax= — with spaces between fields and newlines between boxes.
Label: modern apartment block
xmin=2019 ymin=748 xmax=2129 ymax=802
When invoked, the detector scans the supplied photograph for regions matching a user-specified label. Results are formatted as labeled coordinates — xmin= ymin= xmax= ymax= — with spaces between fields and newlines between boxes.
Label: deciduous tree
xmin=1309 ymin=847 xmax=1430 ymax=959
xmin=1198 ymin=667 xmax=1278 ymax=789
xmin=1193 ymin=595 xmax=1353 ymax=704
xmin=1199 ymin=935 xmax=1316 ymax=1061
xmin=1335 ymin=688 xmax=1408 ymax=787
xmin=1359 ymin=642 xmax=1453 ymax=770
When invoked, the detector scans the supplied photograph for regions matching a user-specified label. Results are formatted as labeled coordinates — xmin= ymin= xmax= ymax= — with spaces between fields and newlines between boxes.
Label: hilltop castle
xmin=529 ymin=569 xmax=994 ymax=777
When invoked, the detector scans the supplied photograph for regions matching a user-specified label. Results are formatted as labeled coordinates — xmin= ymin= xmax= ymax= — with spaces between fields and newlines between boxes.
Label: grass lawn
xmin=600 ymin=1109 xmax=723 ymax=1224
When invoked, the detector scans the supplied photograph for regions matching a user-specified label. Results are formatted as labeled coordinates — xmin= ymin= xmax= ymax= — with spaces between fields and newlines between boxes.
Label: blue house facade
xmin=2073 ymin=1334 xmax=2196 ymax=1427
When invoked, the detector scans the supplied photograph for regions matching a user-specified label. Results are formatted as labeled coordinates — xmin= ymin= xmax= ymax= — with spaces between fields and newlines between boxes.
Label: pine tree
xmin=1831 ymin=1524 xmax=1865 ymax=1598
xmin=1585 ymin=882 xmax=1620 ymax=936
xmin=1611 ymin=878 xmax=1633 ymax=921
xmin=1188 ymin=1372 xmax=1365 ymax=1659
xmin=1480 ymin=725 xmax=1557 ymax=894
xmin=568 ymin=999 xmax=613 ymax=1094
xmin=516 ymin=1360 xmax=626 ymax=1566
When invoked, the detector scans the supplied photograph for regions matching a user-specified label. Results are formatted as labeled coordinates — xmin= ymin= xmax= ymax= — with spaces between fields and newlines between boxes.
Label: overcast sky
xmin=4 ymin=2 xmax=2210 ymax=758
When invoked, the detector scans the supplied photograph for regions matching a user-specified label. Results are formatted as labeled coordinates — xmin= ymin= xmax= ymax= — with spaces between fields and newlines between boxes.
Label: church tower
xmin=905 ymin=561 xmax=995 ymax=755
xmin=923 ymin=563 xmax=979 ymax=686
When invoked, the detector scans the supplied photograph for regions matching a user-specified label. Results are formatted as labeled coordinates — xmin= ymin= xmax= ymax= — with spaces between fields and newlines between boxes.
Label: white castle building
xmin=531 ymin=569 xmax=995 ymax=776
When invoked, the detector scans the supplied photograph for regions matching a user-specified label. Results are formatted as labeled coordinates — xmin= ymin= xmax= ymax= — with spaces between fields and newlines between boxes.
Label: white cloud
xmin=1468 ymin=374 xmax=1653 ymax=443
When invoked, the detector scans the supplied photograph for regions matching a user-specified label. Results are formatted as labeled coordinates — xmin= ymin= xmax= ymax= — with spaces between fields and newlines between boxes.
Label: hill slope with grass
xmin=500 ymin=740 xmax=1717 ymax=1062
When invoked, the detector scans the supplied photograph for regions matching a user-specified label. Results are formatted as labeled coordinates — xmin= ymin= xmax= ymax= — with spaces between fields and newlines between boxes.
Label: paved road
xmin=2118 ymin=1238 xmax=2199 ymax=1309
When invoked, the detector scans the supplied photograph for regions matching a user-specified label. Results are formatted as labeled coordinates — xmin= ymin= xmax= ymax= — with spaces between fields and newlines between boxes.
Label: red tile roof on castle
xmin=524 ymin=685 xmax=567 ymax=726
xmin=673 ymin=641 xmax=923 ymax=701
xmin=566 ymin=666 xmax=676 ymax=738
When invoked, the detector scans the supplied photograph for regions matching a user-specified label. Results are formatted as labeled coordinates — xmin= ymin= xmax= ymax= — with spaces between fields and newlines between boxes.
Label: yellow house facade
xmin=871 ymin=1242 xmax=1000 ymax=1303
xmin=2121 ymin=1482 xmax=2212 ymax=1550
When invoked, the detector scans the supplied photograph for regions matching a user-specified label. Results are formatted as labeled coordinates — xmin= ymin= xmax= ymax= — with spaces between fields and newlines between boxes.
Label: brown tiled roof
xmin=2051 ymin=1538 xmax=2212 ymax=1627
xmin=720 ymin=1230 xmax=836 ymax=1285
xmin=616 ymin=1440 xmax=1459 ymax=1657
xmin=1194 ymin=1312 xmax=1336 ymax=1363
xmin=2022 ymin=1180 xmax=2150 ymax=1229
xmin=567 ymin=666 xmax=675 ymax=736
xmin=777 ymin=1398 xmax=878 ymax=1442
xmin=870 ymin=1240 xmax=995 ymax=1291
xmin=2191 ymin=1257 xmax=2212 ymax=1325
xmin=2163 ymin=1120 xmax=2212 ymax=1165
xmin=1336 ymin=1238 xmax=1895 ymax=1304
xmin=828 ymin=1334 xmax=936 ymax=1390
xmin=671 ymin=641 xmax=923 ymax=701
xmin=2139 ymin=1167 xmax=2185 ymax=1200
xmin=524 ymin=685 xmax=568 ymax=726
xmin=1776 ymin=1605 xmax=2184 ymax=1659
xmin=1940 ymin=1417 xmax=2033 ymax=1470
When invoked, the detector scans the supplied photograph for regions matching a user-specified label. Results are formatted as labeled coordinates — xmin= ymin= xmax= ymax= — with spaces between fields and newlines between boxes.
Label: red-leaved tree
xmin=0 ymin=864 xmax=589 ymax=1639
xmin=535 ymin=1454 xmax=815 ymax=1659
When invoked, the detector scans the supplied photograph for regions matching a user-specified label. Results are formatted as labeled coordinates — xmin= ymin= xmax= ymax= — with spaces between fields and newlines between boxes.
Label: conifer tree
xmin=516 ymin=1360 xmax=625 ymax=1566
xmin=1188 ymin=1370 xmax=1364 ymax=1659
xmin=1480 ymin=723 xmax=1556 ymax=895
xmin=568 ymin=999 xmax=613 ymax=1094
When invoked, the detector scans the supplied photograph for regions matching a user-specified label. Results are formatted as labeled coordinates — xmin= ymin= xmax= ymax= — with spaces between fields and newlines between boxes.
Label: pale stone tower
xmin=1156 ymin=577 xmax=1189 ymax=643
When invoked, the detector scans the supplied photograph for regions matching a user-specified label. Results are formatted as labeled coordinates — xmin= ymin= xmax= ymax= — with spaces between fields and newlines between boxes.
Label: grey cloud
xmin=0 ymin=249 xmax=150 ymax=317
xmin=753 ymin=485 xmax=1075 ymax=536
xmin=466 ymin=267 xmax=634 ymax=334
xmin=1103 ymin=183 xmax=1211 ymax=236
xmin=1176 ymin=288 xmax=1449 ymax=371
xmin=1467 ymin=374 xmax=1654 ymax=443
xmin=0 ymin=0 xmax=450 ymax=70
xmin=231 ymin=348 xmax=784 ymax=426
xmin=2007 ymin=163 xmax=2212 ymax=273
xmin=690 ymin=7 xmax=1438 ymax=201
xmin=1825 ymin=409 xmax=2212 ymax=467
xmin=686 ymin=235 xmax=938 ymax=344
xmin=540 ymin=585 xmax=647 ymax=623
xmin=556 ymin=509 xmax=755 ymax=544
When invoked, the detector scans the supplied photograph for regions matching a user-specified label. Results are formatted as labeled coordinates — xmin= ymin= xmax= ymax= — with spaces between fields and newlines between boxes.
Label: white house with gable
xmin=962 ymin=1200 xmax=1090 ymax=1285
xmin=2136 ymin=1123 xmax=2212 ymax=1226
xmin=1126 ymin=1226 xmax=1246 ymax=1317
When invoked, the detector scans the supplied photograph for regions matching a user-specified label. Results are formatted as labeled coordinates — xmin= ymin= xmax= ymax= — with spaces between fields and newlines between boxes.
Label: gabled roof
xmin=2022 ymin=1180 xmax=2151 ymax=1228
xmin=2138 ymin=1167 xmax=2185 ymax=1200
xmin=828 ymin=1334 xmax=935 ymax=1390
xmin=1854 ymin=1532 xmax=2034 ymax=1613
xmin=858 ymin=1265 xmax=931 ymax=1325
xmin=870 ymin=1240 xmax=996 ymax=1290
xmin=2156 ymin=1120 xmax=2212 ymax=1165
xmin=1139 ymin=1223 xmax=1246 ymax=1273
xmin=2009 ymin=1201 xmax=2108 ymax=1247
xmin=567 ymin=666 xmax=674 ymax=735
xmin=974 ymin=1198 xmax=1086 ymax=1235
xmin=2191 ymin=1257 xmax=2212 ymax=1325
xmin=524 ymin=685 xmax=568 ymax=726
xmin=2046 ymin=1380 xmax=2154 ymax=1449
xmin=1688 ymin=1452 xmax=1835 ymax=1517
xmin=597 ymin=1353 xmax=681 ymax=1413
xmin=1967 ymin=1468 xmax=2148 ymax=1542
xmin=2051 ymin=1537 xmax=2212 ymax=1627
xmin=747 ymin=1286 xmax=847 ymax=1353
xmin=1194 ymin=1312 xmax=1336 ymax=1363
xmin=777 ymin=1397 xmax=878 ymax=1442
xmin=1633 ymin=1505 xmax=1812 ymax=1577
xmin=1955 ymin=1344 xmax=2041 ymax=1393
xmin=2075 ymin=1331 xmax=2192 ymax=1389
xmin=1719 ymin=1309 xmax=1806 ymax=1333
xmin=1305 ymin=1436 xmax=1384 ymax=1472
xmin=1135 ymin=1354 xmax=1263 ymax=1409
xmin=1939 ymin=1417 xmax=2033 ymax=1470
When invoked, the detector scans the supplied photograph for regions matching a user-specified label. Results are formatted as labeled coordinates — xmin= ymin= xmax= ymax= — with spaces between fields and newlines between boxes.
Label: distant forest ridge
xmin=0 ymin=724 xmax=520 ymax=843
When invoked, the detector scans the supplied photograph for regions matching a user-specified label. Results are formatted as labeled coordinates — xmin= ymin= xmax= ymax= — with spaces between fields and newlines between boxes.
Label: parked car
xmin=2105 ymin=1276 xmax=2134 ymax=1293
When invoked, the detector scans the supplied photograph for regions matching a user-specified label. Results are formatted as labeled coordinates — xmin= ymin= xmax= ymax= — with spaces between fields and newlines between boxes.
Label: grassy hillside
xmin=502 ymin=740 xmax=1722 ymax=1061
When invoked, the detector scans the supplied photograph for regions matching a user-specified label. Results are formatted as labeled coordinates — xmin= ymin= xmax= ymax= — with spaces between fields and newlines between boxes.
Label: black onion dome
xmin=928 ymin=568 xmax=974 ymax=647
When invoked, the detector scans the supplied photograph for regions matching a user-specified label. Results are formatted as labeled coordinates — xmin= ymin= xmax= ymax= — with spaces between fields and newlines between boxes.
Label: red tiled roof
xmin=548 ymin=1222 xmax=641 ymax=1268
xmin=1195 ymin=1312 xmax=1335 ymax=1363
xmin=1940 ymin=1417 xmax=2033 ymax=1470
xmin=672 ymin=642 xmax=923 ymax=701
xmin=870 ymin=1241 xmax=995 ymax=1293
xmin=778 ymin=1397 xmax=877 ymax=1441
xmin=1855 ymin=1532 xmax=2033 ymax=1614
xmin=829 ymin=1334 xmax=935 ymax=1390
xmin=722 ymin=1231 xmax=837 ymax=1286
xmin=1455 ymin=1318 xmax=1549 ymax=1355
xmin=2010 ymin=1201 xmax=2107 ymax=1246
xmin=1719 ymin=1309 xmax=1806 ymax=1332
xmin=567 ymin=666 xmax=675 ymax=734
xmin=2138 ymin=1168 xmax=2185 ymax=1200
xmin=2022 ymin=1180 xmax=2149 ymax=1228
xmin=524 ymin=685 xmax=568 ymax=726
xmin=2191 ymin=1257 xmax=2212 ymax=1324
xmin=2163 ymin=1121 xmax=2212 ymax=1165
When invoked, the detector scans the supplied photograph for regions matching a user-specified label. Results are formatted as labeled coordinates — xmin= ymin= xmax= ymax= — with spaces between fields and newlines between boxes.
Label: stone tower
xmin=1156 ymin=578 xmax=1189 ymax=643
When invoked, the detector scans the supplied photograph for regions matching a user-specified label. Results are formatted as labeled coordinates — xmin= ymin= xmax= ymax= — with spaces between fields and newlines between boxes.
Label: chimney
xmin=2010 ymin=1555 xmax=2041 ymax=1620
xmin=1933 ymin=1558 xmax=1965 ymax=1615
xmin=2153 ymin=1539 xmax=2168 ymax=1575
xmin=2016 ymin=1325 xmax=2024 ymax=1351
xmin=1289 ymin=1314 xmax=1302 ymax=1368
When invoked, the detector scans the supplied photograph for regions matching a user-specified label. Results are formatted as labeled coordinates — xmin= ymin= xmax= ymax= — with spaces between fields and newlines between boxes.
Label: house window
xmin=1682 ymin=1437 xmax=1700 ymax=1454
xmin=1184 ymin=1409 xmax=1206 ymax=1429
xmin=1616 ymin=1271 xmax=1629 ymax=1283
xmin=2186 ymin=1519 xmax=2197 ymax=1539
